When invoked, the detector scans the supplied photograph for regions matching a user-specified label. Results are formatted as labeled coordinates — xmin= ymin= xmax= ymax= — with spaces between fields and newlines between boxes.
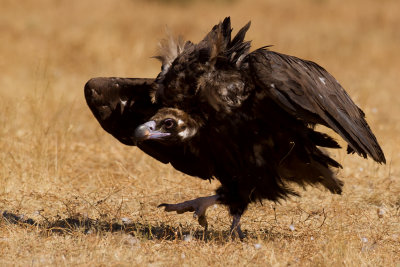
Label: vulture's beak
xmin=133 ymin=121 xmax=170 ymax=141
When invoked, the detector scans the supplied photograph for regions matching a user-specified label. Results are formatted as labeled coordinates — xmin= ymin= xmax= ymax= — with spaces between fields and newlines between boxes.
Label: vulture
xmin=85 ymin=17 xmax=385 ymax=238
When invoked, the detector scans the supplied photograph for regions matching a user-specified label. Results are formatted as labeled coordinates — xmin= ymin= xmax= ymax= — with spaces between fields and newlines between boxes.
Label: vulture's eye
xmin=163 ymin=119 xmax=176 ymax=129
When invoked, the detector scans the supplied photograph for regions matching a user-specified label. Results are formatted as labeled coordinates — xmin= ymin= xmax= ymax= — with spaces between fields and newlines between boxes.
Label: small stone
xmin=183 ymin=234 xmax=192 ymax=242
xmin=377 ymin=208 xmax=385 ymax=218
xmin=254 ymin=243 xmax=262 ymax=249
xmin=361 ymin=237 xmax=368 ymax=243
xmin=289 ymin=224 xmax=295 ymax=231
xmin=310 ymin=236 xmax=314 ymax=241
xmin=121 ymin=217 xmax=132 ymax=224
xmin=123 ymin=235 xmax=140 ymax=246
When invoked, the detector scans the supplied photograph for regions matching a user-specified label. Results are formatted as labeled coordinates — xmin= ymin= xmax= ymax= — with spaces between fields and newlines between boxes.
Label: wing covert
xmin=248 ymin=49 xmax=385 ymax=163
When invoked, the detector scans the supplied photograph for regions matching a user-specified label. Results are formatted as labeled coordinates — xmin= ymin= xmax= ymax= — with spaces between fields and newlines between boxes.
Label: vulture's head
xmin=133 ymin=108 xmax=199 ymax=143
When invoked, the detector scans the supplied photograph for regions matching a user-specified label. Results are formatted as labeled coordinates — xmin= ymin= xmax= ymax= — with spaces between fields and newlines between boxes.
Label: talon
xmin=157 ymin=194 xmax=219 ymax=229
xmin=158 ymin=203 xmax=180 ymax=212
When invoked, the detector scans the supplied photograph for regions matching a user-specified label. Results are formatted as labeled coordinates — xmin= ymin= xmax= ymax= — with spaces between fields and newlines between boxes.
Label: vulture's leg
xmin=230 ymin=214 xmax=245 ymax=240
xmin=158 ymin=194 xmax=220 ymax=229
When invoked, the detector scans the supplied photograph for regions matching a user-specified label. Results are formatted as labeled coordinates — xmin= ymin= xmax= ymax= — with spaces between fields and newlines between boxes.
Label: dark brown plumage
xmin=84 ymin=77 xmax=212 ymax=179
xmin=85 ymin=18 xmax=385 ymax=238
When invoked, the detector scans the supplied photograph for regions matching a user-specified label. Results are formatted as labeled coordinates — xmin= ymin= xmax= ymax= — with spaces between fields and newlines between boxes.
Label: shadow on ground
xmin=1 ymin=210 xmax=261 ymax=241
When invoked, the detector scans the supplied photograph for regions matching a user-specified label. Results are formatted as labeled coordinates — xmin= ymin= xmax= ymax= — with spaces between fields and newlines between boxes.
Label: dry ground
xmin=0 ymin=0 xmax=399 ymax=266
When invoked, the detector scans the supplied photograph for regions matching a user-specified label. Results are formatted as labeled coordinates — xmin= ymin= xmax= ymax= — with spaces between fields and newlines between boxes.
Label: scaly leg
xmin=230 ymin=214 xmax=245 ymax=240
xmin=158 ymin=195 xmax=220 ymax=229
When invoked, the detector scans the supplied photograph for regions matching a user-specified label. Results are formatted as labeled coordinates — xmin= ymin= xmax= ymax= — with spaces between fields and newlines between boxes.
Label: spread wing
xmin=84 ymin=77 xmax=213 ymax=179
xmin=248 ymin=49 xmax=385 ymax=163
xmin=84 ymin=77 xmax=157 ymax=146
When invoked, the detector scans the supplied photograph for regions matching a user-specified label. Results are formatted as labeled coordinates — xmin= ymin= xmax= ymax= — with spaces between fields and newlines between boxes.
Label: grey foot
xmin=230 ymin=214 xmax=245 ymax=240
xmin=158 ymin=195 xmax=219 ymax=229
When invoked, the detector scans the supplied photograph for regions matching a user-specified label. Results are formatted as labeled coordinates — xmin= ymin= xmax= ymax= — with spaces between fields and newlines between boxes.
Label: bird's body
xmin=85 ymin=18 xmax=385 ymax=238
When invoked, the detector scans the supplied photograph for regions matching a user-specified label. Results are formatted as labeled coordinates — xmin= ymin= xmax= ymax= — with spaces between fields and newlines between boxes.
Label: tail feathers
xmin=308 ymin=149 xmax=343 ymax=193
xmin=309 ymin=131 xmax=341 ymax=149
xmin=279 ymin=148 xmax=343 ymax=194
xmin=280 ymin=160 xmax=343 ymax=194
xmin=313 ymin=161 xmax=343 ymax=194
xmin=312 ymin=149 xmax=342 ymax=169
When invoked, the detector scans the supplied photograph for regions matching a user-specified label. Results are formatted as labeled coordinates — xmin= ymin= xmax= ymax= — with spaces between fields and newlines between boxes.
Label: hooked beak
xmin=133 ymin=121 xmax=170 ymax=141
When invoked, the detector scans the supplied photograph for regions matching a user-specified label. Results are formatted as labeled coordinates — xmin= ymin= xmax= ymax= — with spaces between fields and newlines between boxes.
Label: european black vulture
xmin=85 ymin=18 xmax=385 ymax=238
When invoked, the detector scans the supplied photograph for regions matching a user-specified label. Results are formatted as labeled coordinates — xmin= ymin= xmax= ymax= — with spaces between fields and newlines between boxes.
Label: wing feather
xmin=84 ymin=77 xmax=157 ymax=146
xmin=248 ymin=49 xmax=385 ymax=163
xmin=84 ymin=77 xmax=213 ymax=179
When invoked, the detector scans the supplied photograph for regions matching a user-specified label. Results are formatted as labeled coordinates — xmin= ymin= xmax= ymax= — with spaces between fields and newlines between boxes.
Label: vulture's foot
xmin=158 ymin=194 xmax=220 ymax=229
xmin=230 ymin=214 xmax=245 ymax=240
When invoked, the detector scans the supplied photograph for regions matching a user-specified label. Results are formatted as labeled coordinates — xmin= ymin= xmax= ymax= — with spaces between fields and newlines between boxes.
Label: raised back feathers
xmin=154 ymin=17 xmax=251 ymax=74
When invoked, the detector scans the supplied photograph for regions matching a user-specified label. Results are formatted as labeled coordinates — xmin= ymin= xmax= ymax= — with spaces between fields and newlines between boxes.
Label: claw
xmin=158 ymin=203 xmax=195 ymax=214
xmin=158 ymin=195 xmax=219 ymax=229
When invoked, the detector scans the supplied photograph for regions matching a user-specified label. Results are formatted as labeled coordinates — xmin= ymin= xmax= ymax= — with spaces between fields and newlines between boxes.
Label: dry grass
xmin=0 ymin=0 xmax=399 ymax=266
